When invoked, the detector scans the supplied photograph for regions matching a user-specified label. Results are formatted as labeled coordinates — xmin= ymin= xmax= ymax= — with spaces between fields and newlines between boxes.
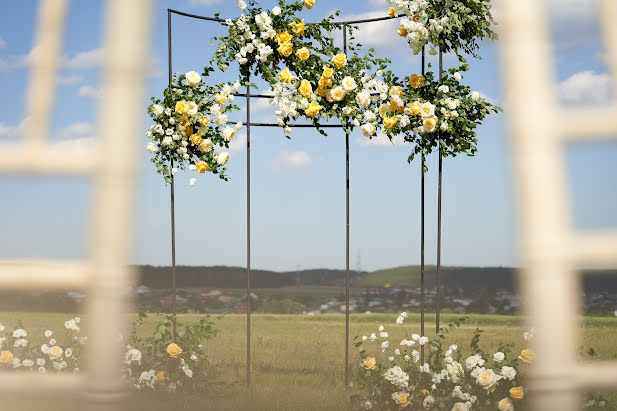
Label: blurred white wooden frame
xmin=499 ymin=0 xmax=617 ymax=409
xmin=0 ymin=0 xmax=152 ymax=408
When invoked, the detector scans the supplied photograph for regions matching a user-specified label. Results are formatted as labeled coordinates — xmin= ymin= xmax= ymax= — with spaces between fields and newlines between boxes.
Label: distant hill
xmin=135 ymin=265 xmax=617 ymax=293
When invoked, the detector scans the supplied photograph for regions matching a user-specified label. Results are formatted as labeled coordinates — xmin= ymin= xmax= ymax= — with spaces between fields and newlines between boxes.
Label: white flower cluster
xmin=272 ymin=80 xmax=306 ymax=132
xmin=387 ymin=0 xmax=430 ymax=54
xmin=384 ymin=365 xmax=409 ymax=388
xmin=232 ymin=13 xmax=275 ymax=65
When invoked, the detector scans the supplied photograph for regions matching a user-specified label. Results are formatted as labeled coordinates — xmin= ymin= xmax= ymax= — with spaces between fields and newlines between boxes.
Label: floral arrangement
xmin=352 ymin=314 xmax=531 ymax=410
xmin=146 ymin=66 xmax=242 ymax=185
xmin=0 ymin=317 xmax=84 ymax=374
xmin=123 ymin=313 xmax=221 ymax=393
xmin=386 ymin=0 xmax=498 ymax=57
xmin=373 ymin=62 xmax=501 ymax=163
xmin=0 ymin=314 xmax=221 ymax=394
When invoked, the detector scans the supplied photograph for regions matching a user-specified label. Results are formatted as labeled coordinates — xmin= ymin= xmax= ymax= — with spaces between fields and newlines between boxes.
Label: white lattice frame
xmin=499 ymin=0 xmax=617 ymax=409
xmin=0 ymin=0 xmax=152 ymax=407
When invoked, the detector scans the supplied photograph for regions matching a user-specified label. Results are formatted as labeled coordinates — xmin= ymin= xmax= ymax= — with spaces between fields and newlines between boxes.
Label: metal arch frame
xmin=166 ymin=8 xmax=444 ymax=387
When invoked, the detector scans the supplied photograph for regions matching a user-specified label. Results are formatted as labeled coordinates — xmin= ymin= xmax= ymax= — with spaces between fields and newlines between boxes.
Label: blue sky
xmin=0 ymin=0 xmax=615 ymax=272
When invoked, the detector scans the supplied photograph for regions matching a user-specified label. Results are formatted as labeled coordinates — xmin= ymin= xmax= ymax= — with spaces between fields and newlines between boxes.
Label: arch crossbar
xmin=166 ymin=7 xmax=444 ymax=387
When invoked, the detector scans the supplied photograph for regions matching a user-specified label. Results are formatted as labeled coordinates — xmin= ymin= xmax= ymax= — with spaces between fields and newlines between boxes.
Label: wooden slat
xmin=0 ymin=260 xmax=88 ymax=289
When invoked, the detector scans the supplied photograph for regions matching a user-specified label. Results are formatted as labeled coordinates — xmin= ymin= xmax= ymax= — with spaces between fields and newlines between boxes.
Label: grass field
xmin=2 ymin=312 xmax=617 ymax=410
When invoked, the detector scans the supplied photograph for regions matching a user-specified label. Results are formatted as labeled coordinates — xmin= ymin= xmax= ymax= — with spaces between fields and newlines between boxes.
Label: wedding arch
xmin=151 ymin=0 xmax=499 ymax=387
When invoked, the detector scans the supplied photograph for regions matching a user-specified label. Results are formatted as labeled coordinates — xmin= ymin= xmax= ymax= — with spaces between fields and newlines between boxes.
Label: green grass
xmin=2 ymin=312 xmax=617 ymax=410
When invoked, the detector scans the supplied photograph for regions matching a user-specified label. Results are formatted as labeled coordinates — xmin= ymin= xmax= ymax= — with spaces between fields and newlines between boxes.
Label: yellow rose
xmin=0 ymin=350 xmax=13 ymax=364
xmin=157 ymin=371 xmax=166 ymax=381
xmin=298 ymin=79 xmax=313 ymax=98
xmin=305 ymin=101 xmax=322 ymax=118
xmin=166 ymin=343 xmax=183 ymax=358
xmin=409 ymin=101 xmax=421 ymax=116
xmin=510 ymin=386 xmax=524 ymax=400
xmin=189 ymin=133 xmax=203 ymax=146
xmin=179 ymin=116 xmax=189 ymax=126
xmin=420 ymin=389 xmax=429 ymax=397
xmin=332 ymin=53 xmax=347 ymax=69
xmin=363 ymin=357 xmax=376 ymax=370
xmin=215 ymin=93 xmax=227 ymax=104
xmin=423 ymin=116 xmax=438 ymax=133
xmin=295 ymin=47 xmax=310 ymax=61
xmin=398 ymin=27 xmax=408 ymax=37
xmin=388 ymin=7 xmax=397 ymax=18
xmin=289 ymin=20 xmax=306 ymax=36
xmin=383 ymin=115 xmax=398 ymax=130
xmin=199 ymin=117 xmax=209 ymax=127
xmin=275 ymin=31 xmax=293 ymax=46
xmin=395 ymin=393 xmax=411 ymax=407
xmin=390 ymin=100 xmax=404 ymax=114
xmin=322 ymin=66 xmax=334 ymax=79
xmin=316 ymin=86 xmax=328 ymax=97
xmin=390 ymin=86 xmax=403 ymax=97
xmin=183 ymin=125 xmax=194 ymax=136
xmin=518 ymin=349 xmax=535 ymax=364
xmin=278 ymin=68 xmax=293 ymax=83
xmin=277 ymin=43 xmax=294 ymax=57
xmin=318 ymin=76 xmax=333 ymax=88
xmin=409 ymin=73 xmax=425 ymax=89
xmin=175 ymin=100 xmax=189 ymax=115
xmin=194 ymin=162 xmax=208 ymax=174
xmin=303 ymin=0 xmax=315 ymax=9
xmin=49 ymin=346 xmax=63 ymax=359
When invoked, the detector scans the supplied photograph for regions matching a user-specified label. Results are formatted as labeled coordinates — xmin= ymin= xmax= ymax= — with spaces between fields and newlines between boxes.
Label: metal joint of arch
xmin=166 ymin=7 xmax=445 ymax=387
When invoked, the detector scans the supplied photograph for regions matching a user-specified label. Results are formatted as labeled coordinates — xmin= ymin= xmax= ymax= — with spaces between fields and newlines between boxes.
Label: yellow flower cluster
xmin=289 ymin=20 xmax=306 ymax=36
xmin=363 ymin=357 xmax=376 ymax=370
xmin=303 ymin=0 xmax=315 ymax=9
xmin=275 ymin=31 xmax=294 ymax=57
xmin=305 ymin=101 xmax=322 ymax=118
xmin=0 ymin=350 xmax=13 ymax=364
xmin=317 ymin=66 xmax=334 ymax=97
xmin=166 ymin=343 xmax=183 ymax=358
xmin=395 ymin=393 xmax=411 ymax=408
xmin=409 ymin=73 xmax=425 ymax=89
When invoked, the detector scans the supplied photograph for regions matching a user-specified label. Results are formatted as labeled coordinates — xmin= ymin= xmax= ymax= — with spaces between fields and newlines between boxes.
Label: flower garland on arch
xmin=370 ymin=62 xmax=501 ymax=164
xmin=146 ymin=66 xmax=243 ymax=185
xmin=386 ymin=0 xmax=498 ymax=57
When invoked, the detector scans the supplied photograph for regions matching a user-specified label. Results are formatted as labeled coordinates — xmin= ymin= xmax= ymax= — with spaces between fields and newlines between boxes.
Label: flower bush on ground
xmin=352 ymin=314 xmax=531 ymax=410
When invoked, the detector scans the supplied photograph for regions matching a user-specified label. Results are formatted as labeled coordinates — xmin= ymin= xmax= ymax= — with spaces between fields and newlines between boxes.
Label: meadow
xmin=2 ymin=312 xmax=617 ymax=410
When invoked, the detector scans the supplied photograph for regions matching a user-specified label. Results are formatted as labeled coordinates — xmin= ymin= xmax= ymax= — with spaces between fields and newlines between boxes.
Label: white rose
xmin=355 ymin=90 xmax=371 ymax=107
xmin=185 ymin=71 xmax=201 ymax=87
xmin=501 ymin=366 xmax=517 ymax=380
xmin=187 ymin=101 xmax=198 ymax=116
xmin=237 ymin=0 xmax=246 ymax=10
xmin=438 ymin=85 xmax=449 ymax=93
xmin=215 ymin=152 xmax=230 ymax=166
xmin=498 ymin=398 xmax=514 ymax=411
xmin=451 ymin=402 xmax=469 ymax=411
xmin=476 ymin=368 xmax=502 ymax=391
xmin=471 ymin=91 xmax=481 ymax=100
xmin=453 ymin=72 xmax=462 ymax=81
xmin=44 ymin=330 xmax=52 ymax=338
xmin=342 ymin=76 xmax=357 ymax=91
xmin=361 ymin=123 xmax=376 ymax=137
xmin=272 ymin=6 xmax=281 ymax=15
xmin=493 ymin=352 xmax=505 ymax=362
xmin=146 ymin=142 xmax=158 ymax=153
xmin=151 ymin=104 xmax=164 ymax=116
xmin=222 ymin=126 xmax=236 ymax=142
xmin=420 ymin=102 xmax=435 ymax=117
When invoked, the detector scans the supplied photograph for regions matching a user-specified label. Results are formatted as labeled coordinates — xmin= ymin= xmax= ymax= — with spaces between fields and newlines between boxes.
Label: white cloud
xmin=48 ymin=136 xmax=97 ymax=153
xmin=267 ymin=150 xmax=312 ymax=171
xmin=188 ymin=0 xmax=224 ymax=5
xmin=558 ymin=71 xmax=612 ymax=104
xmin=228 ymin=132 xmax=247 ymax=153
xmin=57 ymin=74 xmax=84 ymax=86
xmin=0 ymin=117 xmax=29 ymax=139
xmin=64 ymin=48 xmax=104 ymax=70
xmin=53 ymin=122 xmax=96 ymax=140
xmin=77 ymin=85 xmax=103 ymax=99
xmin=336 ymin=10 xmax=399 ymax=50
xmin=0 ymin=36 xmax=6 ymax=49
xmin=355 ymin=132 xmax=407 ymax=147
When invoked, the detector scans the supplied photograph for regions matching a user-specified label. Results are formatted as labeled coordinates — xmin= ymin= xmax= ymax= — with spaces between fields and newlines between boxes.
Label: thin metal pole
xmin=343 ymin=24 xmax=350 ymax=388
xmin=167 ymin=9 xmax=177 ymax=339
xmin=436 ymin=49 xmax=443 ymax=335
xmin=246 ymin=77 xmax=252 ymax=387
xmin=420 ymin=46 xmax=425 ymax=365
